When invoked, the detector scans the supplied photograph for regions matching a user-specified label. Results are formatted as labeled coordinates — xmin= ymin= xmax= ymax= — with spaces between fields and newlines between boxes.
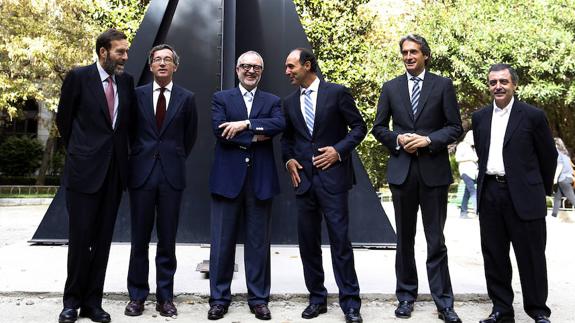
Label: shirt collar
xmin=301 ymin=76 xmax=320 ymax=95
xmin=96 ymin=61 xmax=114 ymax=83
xmin=493 ymin=96 xmax=514 ymax=116
xmin=407 ymin=69 xmax=426 ymax=81
xmin=239 ymin=84 xmax=257 ymax=96
xmin=153 ymin=81 xmax=173 ymax=92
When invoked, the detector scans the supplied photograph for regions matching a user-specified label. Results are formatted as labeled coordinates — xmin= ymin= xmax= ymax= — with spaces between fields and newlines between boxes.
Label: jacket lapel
xmin=313 ymin=81 xmax=328 ymax=138
xmin=503 ymin=100 xmax=523 ymax=146
xmin=398 ymin=75 xmax=414 ymax=121
xmin=232 ymin=87 xmax=249 ymax=119
xmin=414 ymin=73 xmax=435 ymax=122
xmin=249 ymin=89 xmax=264 ymax=118
xmin=139 ymin=84 xmax=157 ymax=133
xmin=87 ymin=64 xmax=113 ymax=128
xmin=291 ymin=89 xmax=310 ymax=139
xmin=480 ymin=106 xmax=493 ymax=156
xmin=160 ymin=85 xmax=184 ymax=135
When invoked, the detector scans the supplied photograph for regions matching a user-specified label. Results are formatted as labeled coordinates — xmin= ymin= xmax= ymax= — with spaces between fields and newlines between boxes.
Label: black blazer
xmin=56 ymin=63 xmax=136 ymax=193
xmin=472 ymin=100 xmax=557 ymax=220
xmin=372 ymin=72 xmax=462 ymax=187
xmin=129 ymin=83 xmax=197 ymax=190
xmin=281 ymin=81 xmax=367 ymax=195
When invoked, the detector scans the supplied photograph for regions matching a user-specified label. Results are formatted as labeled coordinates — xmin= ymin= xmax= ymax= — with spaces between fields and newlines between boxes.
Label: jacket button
xmin=245 ymin=157 xmax=250 ymax=163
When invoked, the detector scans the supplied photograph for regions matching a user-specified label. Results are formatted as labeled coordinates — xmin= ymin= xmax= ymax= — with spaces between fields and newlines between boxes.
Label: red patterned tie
xmin=105 ymin=76 xmax=115 ymax=125
xmin=156 ymin=87 xmax=166 ymax=130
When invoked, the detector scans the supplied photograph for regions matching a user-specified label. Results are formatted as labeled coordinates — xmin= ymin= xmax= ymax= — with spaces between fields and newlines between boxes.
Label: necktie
xmin=244 ymin=90 xmax=253 ymax=116
xmin=105 ymin=76 xmax=115 ymax=125
xmin=156 ymin=87 xmax=166 ymax=130
xmin=410 ymin=76 xmax=421 ymax=115
xmin=303 ymin=89 xmax=314 ymax=135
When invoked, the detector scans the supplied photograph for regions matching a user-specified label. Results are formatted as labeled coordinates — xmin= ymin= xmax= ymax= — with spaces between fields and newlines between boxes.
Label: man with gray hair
xmin=124 ymin=44 xmax=198 ymax=318
xmin=207 ymin=50 xmax=285 ymax=320
xmin=372 ymin=34 xmax=463 ymax=322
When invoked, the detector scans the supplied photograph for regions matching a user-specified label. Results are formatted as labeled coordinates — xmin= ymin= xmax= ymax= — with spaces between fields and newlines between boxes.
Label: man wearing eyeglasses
xmin=124 ymin=44 xmax=197 ymax=318
xmin=207 ymin=51 xmax=285 ymax=321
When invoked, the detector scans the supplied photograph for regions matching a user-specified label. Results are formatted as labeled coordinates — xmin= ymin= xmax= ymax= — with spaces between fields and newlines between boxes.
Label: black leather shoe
xmin=124 ymin=300 xmax=144 ymax=316
xmin=438 ymin=307 xmax=462 ymax=323
xmin=58 ymin=308 xmax=77 ymax=323
xmin=534 ymin=315 xmax=550 ymax=323
xmin=207 ymin=304 xmax=228 ymax=320
xmin=479 ymin=311 xmax=515 ymax=323
xmin=395 ymin=301 xmax=414 ymax=318
xmin=156 ymin=301 xmax=177 ymax=317
xmin=250 ymin=303 xmax=272 ymax=320
xmin=345 ymin=308 xmax=363 ymax=323
xmin=79 ymin=307 xmax=111 ymax=323
xmin=301 ymin=303 xmax=328 ymax=319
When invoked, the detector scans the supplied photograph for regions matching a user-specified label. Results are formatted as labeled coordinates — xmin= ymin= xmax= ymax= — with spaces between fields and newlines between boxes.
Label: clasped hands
xmin=398 ymin=133 xmax=430 ymax=154
xmin=219 ymin=121 xmax=270 ymax=142
xmin=287 ymin=146 xmax=338 ymax=188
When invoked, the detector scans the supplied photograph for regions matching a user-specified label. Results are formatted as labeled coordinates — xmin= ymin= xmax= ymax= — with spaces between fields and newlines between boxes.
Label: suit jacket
xmin=56 ymin=63 xmax=135 ymax=193
xmin=472 ymin=100 xmax=557 ymax=220
xmin=209 ymin=87 xmax=285 ymax=200
xmin=129 ymin=83 xmax=198 ymax=190
xmin=372 ymin=72 xmax=462 ymax=187
xmin=281 ymin=81 xmax=367 ymax=195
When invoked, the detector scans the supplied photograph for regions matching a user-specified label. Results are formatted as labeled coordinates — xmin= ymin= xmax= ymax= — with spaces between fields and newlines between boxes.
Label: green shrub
xmin=0 ymin=136 xmax=44 ymax=176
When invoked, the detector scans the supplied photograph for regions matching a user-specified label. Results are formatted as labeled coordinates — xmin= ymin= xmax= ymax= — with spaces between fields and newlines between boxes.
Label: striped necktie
xmin=410 ymin=76 xmax=421 ymax=115
xmin=303 ymin=89 xmax=314 ymax=135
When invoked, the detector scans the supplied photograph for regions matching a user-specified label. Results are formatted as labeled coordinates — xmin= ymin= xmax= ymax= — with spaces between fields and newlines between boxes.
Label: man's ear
xmin=98 ymin=47 xmax=107 ymax=60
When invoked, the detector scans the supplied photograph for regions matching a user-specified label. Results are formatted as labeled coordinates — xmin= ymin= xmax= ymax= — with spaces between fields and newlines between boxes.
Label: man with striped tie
xmin=372 ymin=34 xmax=463 ymax=322
xmin=282 ymin=48 xmax=367 ymax=323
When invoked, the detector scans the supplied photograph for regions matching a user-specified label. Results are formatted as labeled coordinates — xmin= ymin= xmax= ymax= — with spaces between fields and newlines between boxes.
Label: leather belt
xmin=485 ymin=174 xmax=506 ymax=183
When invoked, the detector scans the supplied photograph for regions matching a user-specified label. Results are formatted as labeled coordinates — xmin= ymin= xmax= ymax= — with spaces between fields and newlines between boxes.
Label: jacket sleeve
xmin=56 ymin=69 xmax=78 ymax=148
xmin=211 ymin=92 xmax=254 ymax=148
xmin=332 ymin=86 xmax=367 ymax=159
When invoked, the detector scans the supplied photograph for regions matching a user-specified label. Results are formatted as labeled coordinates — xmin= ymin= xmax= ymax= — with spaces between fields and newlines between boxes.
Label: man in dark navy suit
xmin=56 ymin=28 xmax=136 ymax=323
xmin=207 ymin=51 xmax=284 ymax=321
xmin=282 ymin=48 xmax=366 ymax=323
xmin=124 ymin=44 xmax=197 ymax=318
xmin=473 ymin=64 xmax=556 ymax=323
xmin=372 ymin=34 xmax=462 ymax=322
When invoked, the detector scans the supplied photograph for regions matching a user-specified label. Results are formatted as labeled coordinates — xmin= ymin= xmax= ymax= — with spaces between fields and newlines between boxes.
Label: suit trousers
xmin=479 ymin=177 xmax=551 ymax=318
xmin=63 ymin=157 xmax=122 ymax=309
xmin=127 ymin=161 xmax=182 ymax=302
xmin=209 ymin=167 xmax=273 ymax=307
xmin=389 ymin=158 xmax=454 ymax=310
xmin=296 ymin=174 xmax=361 ymax=313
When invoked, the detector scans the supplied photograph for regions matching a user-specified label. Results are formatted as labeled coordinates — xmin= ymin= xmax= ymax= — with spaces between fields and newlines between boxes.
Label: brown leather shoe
xmin=156 ymin=301 xmax=177 ymax=317
xmin=208 ymin=304 xmax=228 ymax=320
xmin=250 ymin=303 xmax=272 ymax=320
xmin=124 ymin=300 xmax=144 ymax=316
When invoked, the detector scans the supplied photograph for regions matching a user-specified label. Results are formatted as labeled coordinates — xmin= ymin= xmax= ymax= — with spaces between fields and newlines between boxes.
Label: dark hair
xmin=488 ymin=63 xmax=519 ymax=85
xmin=95 ymin=28 xmax=127 ymax=56
xmin=148 ymin=44 xmax=180 ymax=66
xmin=399 ymin=34 xmax=431 ymax=66
xmin=293 ymin=48 xmax=318 ymax=73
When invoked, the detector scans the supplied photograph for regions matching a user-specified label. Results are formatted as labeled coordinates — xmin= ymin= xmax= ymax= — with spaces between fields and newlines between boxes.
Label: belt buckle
xmin=495 ymin=175 xmax=505 ymax=183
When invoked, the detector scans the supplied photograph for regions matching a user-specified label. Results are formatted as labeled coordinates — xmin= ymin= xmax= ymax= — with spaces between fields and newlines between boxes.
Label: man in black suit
xmin=207 ymin=51 xmax=284 ymax=321
xmin=372 ymin=34 xmax=463 ymax=322
xmin=56 ymin=28 xmax=136 ymax=323
xmin=282 ymin=48 xmax=366 ymax=323
xmin=124 ymin=44 xmax=197 ymax=318
xmin=473 ymin=64 xmax=556 ymax=323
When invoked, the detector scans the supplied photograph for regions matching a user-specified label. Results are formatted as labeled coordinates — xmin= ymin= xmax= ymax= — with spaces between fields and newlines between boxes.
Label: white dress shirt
xmin=239 ymin=84 xmax=256 ymax=116
xmin=96 ymin=62 xmax=118 ymax=128
xmin=486 ymin=97 xmax=514 ymax=175
xmin=299 ymin=77 xmax=320 ymax=118
xmin=153 ymin=81 xmax=173 ymax=114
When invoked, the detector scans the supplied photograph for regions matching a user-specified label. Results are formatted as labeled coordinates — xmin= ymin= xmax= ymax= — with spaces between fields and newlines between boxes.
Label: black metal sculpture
xmin=32 ymin=0 xmax=396 ymax=247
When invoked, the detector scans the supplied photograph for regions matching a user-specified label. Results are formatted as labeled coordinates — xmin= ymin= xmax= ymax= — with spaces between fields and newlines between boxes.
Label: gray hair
xmin=236 ymin=50 xmax=264 ymax=69
xmin=555 ymin=137 xmax=570 ymax=156
xmin=488 ymin=64 xmax=519 ymax=85
xmin=148 ymin=44 xmax=180 ymax=66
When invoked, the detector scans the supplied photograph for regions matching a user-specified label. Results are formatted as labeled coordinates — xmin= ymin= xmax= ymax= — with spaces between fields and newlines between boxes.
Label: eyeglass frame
xmin=151 ymin=57 xmax=175 ymax=65
xmin=238 ymin=64 xmax=263 ymax=72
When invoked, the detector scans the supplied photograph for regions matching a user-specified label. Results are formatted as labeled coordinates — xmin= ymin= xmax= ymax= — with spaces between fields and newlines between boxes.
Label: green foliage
xmin=0 ymin=0 xmax=148 ymax=116
xmin=0 ymin=136 xmax=43 ymax=176
xmin=410 ymin=0 xmax=575 ymax=153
